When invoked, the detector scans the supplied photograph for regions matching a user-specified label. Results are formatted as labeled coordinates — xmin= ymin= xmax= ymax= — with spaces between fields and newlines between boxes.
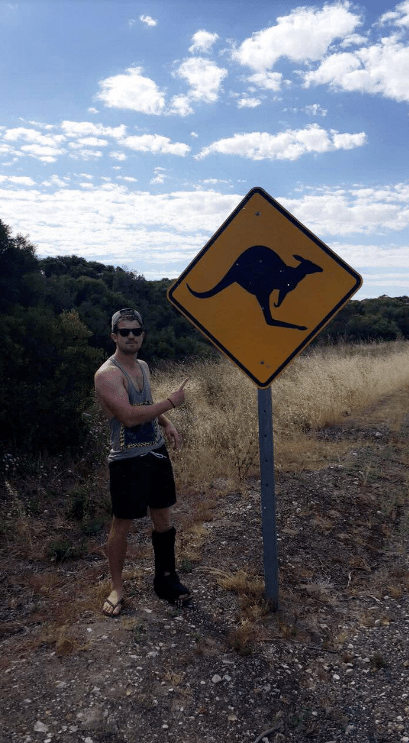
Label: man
xmin=94 ymin=308 xmax=190 ymax=616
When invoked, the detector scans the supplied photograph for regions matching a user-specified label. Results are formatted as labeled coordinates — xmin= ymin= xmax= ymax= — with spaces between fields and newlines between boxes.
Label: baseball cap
xmin=111 ymin=308 xmax=144 ymax=332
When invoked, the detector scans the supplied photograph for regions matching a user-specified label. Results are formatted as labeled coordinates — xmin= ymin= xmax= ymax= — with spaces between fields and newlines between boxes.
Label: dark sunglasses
xmin=117 ymin=328 xmax=144 ymax=337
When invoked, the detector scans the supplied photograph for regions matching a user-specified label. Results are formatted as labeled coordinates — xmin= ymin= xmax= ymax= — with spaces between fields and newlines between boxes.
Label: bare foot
xmin=102 ymin=589 xmax=124 ymax=617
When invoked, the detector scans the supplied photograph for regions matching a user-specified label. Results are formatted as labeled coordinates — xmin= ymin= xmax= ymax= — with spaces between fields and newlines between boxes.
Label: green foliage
xmin=46 ymin=538 xmax=87 ymax=562
xmin=317 ymin=296 xmax=409 ymax=343
xmin=1 ymin=217 xmax=409 ymax=458
xmin=0 ymin=305 xmax=102 ymax=453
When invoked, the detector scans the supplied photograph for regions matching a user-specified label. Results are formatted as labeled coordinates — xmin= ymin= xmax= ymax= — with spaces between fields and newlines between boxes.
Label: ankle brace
xmin=151 ymin=527 xmax=191 ymax=606
xmin=152 ymin=527 xmax=176 ymax=577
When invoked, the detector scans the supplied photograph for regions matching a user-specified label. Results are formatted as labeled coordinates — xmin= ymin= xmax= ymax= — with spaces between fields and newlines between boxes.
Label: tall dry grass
xmin=151 ymin=341 xmax=409 ymax=488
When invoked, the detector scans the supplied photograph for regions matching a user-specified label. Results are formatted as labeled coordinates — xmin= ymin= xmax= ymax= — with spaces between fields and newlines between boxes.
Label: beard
xmin=121 ymin=342 xmax=138 ymax=355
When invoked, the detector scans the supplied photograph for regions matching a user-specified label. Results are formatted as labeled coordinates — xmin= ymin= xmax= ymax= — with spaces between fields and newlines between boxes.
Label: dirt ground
xmin=1 ymin=389 xmax=409 ymax=743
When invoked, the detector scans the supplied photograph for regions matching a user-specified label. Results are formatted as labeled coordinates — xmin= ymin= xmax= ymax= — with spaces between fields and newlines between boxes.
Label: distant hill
xmin=318 ymin=295 xmax=409 ymax=343
xmin=1 ymin=218 xmax=408 ymax=454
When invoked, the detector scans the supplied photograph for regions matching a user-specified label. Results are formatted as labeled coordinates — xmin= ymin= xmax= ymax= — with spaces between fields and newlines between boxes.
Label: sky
xmin=1 ymin=0 xmax=409 ymax=299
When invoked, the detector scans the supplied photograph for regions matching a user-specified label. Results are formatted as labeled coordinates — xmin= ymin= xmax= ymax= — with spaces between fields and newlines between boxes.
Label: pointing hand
xmin=167 ymin=378 xmax=189 ymax=408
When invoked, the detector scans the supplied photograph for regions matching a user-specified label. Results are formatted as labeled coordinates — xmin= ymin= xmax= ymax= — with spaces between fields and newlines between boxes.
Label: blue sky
xmin=1 ymin=0 xmax=409 ymax=299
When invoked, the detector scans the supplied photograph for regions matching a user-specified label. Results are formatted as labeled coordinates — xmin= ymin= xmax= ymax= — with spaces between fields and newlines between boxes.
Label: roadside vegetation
xmin=153 ymin=339 xmax=409 ymax=489
xmin=2 ymin=219 xmax=409 ymax=741
xmin=2 ymin=339 xmax=409 ymax=570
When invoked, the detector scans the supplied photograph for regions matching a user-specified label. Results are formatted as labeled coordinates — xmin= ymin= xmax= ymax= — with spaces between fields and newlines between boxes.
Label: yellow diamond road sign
xmin=167 ymin=187 xmax=363 ymax=388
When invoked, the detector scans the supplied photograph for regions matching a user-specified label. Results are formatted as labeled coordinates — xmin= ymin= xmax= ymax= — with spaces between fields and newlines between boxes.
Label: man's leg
xmin=150 ymin=506 xmax=172 ymax=534
xmin=103 ymin=515 xmax=133 ymax=616
xmin=150 ymin=507 xmax=191 ymax=606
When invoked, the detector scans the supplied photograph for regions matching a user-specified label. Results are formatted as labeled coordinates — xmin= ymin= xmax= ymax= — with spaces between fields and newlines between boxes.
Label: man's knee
xmin=110 ymin=516 xmax=133 ymax=537
xmin=150 ymin=507 xmax=172 ymax=533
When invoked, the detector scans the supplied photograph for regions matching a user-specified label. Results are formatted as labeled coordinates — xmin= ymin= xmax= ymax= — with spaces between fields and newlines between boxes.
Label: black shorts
xmin=109 ymin=445 xmax=176 ymax=520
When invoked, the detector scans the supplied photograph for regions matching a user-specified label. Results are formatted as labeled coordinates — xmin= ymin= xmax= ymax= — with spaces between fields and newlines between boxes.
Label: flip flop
xmin=102 ymin=597 xmax=124 ymax=617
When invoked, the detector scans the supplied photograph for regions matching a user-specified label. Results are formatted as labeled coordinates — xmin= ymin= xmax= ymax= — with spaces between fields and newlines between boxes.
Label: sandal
xmin=102 ymin=597 xmax=124 ymax=617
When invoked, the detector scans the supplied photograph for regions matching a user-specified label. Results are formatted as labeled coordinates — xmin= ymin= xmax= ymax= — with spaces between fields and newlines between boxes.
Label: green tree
xmin=0 ymin=307 xmax=102 ymax=454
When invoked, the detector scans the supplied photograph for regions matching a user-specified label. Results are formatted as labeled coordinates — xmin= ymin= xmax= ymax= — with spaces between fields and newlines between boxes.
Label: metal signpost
xmin=168 ymin=187 xmax=362 ymax=609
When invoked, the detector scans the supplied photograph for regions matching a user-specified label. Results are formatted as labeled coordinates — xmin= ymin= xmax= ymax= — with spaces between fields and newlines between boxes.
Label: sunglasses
xmin=116 ymin=328 xmax=144 ymax=337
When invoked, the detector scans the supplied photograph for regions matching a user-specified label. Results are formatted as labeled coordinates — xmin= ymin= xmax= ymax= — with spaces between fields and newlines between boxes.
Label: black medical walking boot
xmin=152 ymin=527 xmax=191 ymax=608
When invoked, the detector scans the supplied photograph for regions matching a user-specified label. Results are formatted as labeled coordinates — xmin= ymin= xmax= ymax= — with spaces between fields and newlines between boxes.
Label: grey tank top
xmin=107 ymin=356 xmax=164 ymax=463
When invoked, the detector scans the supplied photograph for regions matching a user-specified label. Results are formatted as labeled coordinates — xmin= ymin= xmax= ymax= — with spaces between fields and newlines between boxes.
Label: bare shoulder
xmin=139 ymin=359 xmax=151 ymax=379
xmin=139 ymin=359 xmax=150 ymax=372
xmin=94 ymin=359 xmax=122 ymax=385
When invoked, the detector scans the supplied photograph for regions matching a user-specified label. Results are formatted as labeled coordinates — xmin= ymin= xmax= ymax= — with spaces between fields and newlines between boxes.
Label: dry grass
xmin=3 ymin=339 xmax=409 ymax=657
xmin=152 ymin=340 xmax=409 ymax=489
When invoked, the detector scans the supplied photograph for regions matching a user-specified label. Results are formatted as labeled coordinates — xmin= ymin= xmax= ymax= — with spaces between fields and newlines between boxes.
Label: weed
xmin=131 ymin=621 xmax=146 ymax=642
xmin=80 ymin=516 xmax=105 ymax=536
xmin=210 ymin=568 xmax=265 ymax=598
xmin=66 ymin=486 xmax=88 ymax=520
xmin=229 ymin=619 xmax=255 ymax=655
xmin=180 ymin=558 xmax=193 ymax=573
xmin=152 ymin=343 xmax=409 ymax=490
xmin=371 ymin=653 xmax=387 ymax=670
xmin=46 ymin=539 xmax=87 ymax=562
xmin=163 ymin=669 xmax=185 ymax=686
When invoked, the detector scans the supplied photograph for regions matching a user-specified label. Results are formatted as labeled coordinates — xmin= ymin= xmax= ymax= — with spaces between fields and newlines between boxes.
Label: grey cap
xmin=111 ymin=308 xmax=143 ymax=331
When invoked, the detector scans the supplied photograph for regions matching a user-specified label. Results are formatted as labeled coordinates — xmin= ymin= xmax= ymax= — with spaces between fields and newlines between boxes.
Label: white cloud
xmin=379 ymin=1 xmax=409 ymax=28
xmin=168 ymin=94 xmax=194 ymax=117
xmin=339 ymin=33 xmax=368 ymax=48
xmin=196 ymin=124 xmax=366 ymax=161
xmin=20 ymin=144 xmax=65 ymax=163
xmin=280 ymin=183 xmax=409 ymax=235
xmin=87 ymin=107 xmax=99 ymax=114
xmin=0 ymin=175 xmax=35 ymax=186
xmin=189 ymin=30 xmax=219 ymax=54
xmin=1 ymin=184 xmax=409 ymax=282
xmin=174 ymin=57 xmax=228 ymax=103
xmin=0 ymin=186 xmax=240 ymax=275
xmin=305 ymin=104 xmax=327 ymax=116
xmin=2 ymin=128 xmax=65 ymax=162
xmin=121 ymin=134 xmax=190 ymax=156
xmin=3 ymin=127 xmax=64 ymax=144
xmin=247 ymin=71 xmax=283 ymax=91
xmin=304 ymin=36 xmax=409 ymax=103
xmin=330 ymin=242 xmax=409 ymax=267
xmin=96 ymin=67 xmax=166 ymax=114
xmin=150 ymin=173 xmax=166 ymax=185
xmin=331 ymin=130 xmax=366 ymax=149
xmin=25 ymin=120 xmax=55 ymax=130
xmin=69 ymin=149 xmax=103 ymax=161
xmin=232 ymin=3 xmax=361 ymax=71
xmin=42 ymin=175 xmax=69 ymax=188
xmin=201 ymin=178 xmax=231 ymax=187
xmin=236 ymin=97 xmax=262 ymax=109
xmin=109 ymin=151 xmax=127 ymax=161
xmin=140 ymin=15 xmax=157 ymax=27
xmin=68 ymin=137 xmax=108 ymax=148
xmin=61 ymin=121 xmax=127 ymax=139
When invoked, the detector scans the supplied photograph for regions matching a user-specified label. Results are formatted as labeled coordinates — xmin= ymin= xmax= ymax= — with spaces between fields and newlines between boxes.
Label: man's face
xmin=111 ymin=319 xmax=144 ymax=355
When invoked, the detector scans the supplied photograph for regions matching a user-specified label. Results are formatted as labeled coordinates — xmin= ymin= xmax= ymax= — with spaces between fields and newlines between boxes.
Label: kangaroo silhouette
xmin=187 ymin=245 xmax=323 ymax=330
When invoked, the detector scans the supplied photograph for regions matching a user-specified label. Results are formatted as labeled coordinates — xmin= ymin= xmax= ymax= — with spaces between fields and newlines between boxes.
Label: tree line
xmin=1 ymin=218 xmax=408 ymax=456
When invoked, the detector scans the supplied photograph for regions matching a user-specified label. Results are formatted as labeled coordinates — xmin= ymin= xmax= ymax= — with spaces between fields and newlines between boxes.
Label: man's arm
xmin=140 ymin=361 xmax=182 ymax=450
xmin=94 ymin=367 xmax=187 ymax=428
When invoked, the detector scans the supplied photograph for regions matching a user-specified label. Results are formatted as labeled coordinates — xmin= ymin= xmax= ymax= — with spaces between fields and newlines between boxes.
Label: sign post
xmin=258 ymin=387 xmax=279 ymax=609
xmin=167 ymin=187 xmax=362 ymax=608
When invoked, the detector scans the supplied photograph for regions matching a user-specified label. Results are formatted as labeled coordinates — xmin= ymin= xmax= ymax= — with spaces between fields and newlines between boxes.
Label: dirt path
xmin=1 ymin=390 xmax=409 ymax=743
